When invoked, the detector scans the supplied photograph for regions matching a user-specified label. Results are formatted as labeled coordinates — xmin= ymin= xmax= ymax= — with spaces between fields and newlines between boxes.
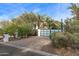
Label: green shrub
xmin=18 ymin=27 xmax=27 ymax=38
xmin=2 ymin=22 xmax=37 ymax=38
xmin=0 ymin=29 xmax=4 ymax=36
xmin=51 ymin=32 xmax=77 ymax=48
xmin=30 ymin=29 xmax=37 ymax=36
xmin=3 ymin=24 xmax=17 ymax=35
xmin=18 ymin=23 xmax=32 ymax=38
xmin=64 ymin=20 xmax=79 ymax=33
xmin=73 ymin=33 xmax=79 ymax=43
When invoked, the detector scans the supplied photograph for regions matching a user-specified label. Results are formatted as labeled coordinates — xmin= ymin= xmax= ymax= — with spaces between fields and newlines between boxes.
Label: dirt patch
xmin=41 ymin=43 xmax=79 ymax=56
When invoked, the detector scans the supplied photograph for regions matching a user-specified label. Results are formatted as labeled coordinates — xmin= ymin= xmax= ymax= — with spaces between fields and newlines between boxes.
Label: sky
xmin=0 ymin=3 xmax=72 ymax=21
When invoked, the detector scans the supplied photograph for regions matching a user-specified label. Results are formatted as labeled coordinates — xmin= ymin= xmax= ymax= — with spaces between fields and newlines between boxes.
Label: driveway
xmin=1 ymin=36 xmax=51 ymax=50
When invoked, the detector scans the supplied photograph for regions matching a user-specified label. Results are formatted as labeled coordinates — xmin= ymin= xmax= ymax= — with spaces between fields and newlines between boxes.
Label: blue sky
xmin=0 ymin=3 xmax=72 ymax=21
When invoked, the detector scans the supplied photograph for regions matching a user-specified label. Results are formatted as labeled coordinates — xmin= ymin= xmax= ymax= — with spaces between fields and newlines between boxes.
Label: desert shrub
xmin=17 ymin=23 xmax=37 ymax=38
xmin=2 ymin=22 xmax=37 ymax=38
xmin=29 ymin=29 xmax=37 ymax=36
xmin=51 ymin=32 xmax=77 ymax=48
xmin=18 ymin=27 xmax=27 ymax=38
xmin=0 ymin=29 xmax=4 ymax=36
xmin=73 ymin=33 xmax=79 ymax=43
xmin=64 ymin=20 xmax=79 ymax=33
xmin=18 ymin=23 xmax=33 ymax=38
xmin=3 ymin=24 xmax=17 ymax=36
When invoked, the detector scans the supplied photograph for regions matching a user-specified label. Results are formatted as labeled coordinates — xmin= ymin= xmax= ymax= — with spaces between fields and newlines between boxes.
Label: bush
xmin=29 ymin=29 xmax=37 ymax=36
xmin=73 ymin=33 xmax=79 ymax=43
xmin=2 ymin=22 xmax=37 ymax=38
xmin=3 ymin=24 xmax=17 ymax=36
xmin=18 ymin=27 xmax=27 ymax=38
xmin=18 ymin=23 xmax=32 ymax=38
xmin=64 ymin=20 xmax=79 ymax=33
xmin=0 ymin=29 xmax=4 ymax=36
xmin=51 ymin=32 xmax=77 ymax=48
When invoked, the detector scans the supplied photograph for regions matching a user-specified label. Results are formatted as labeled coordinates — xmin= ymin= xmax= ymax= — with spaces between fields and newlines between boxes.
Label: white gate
xmin=38 ymin=29 xmax=61 ymax=37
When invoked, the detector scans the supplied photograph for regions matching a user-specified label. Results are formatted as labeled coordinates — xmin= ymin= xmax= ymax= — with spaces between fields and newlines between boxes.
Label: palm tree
xmin=45 ymin=16 xmax=53 ymax=39
xmin=69 ymin=3 xmax=79 ymax=20
xmin=14 ymin=12 xmax=44 ymax=29
xmin=36 ymin=14 xmax=44 ymax=29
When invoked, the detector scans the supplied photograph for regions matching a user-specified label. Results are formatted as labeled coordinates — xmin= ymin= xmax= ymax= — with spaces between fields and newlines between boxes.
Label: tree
xmin=44 ymin=16 xmax=61 ymax=29
xmin=69 ymin=3 xmax=79 ymax=20
xmin=13 ymin=12 xmax=44 ymax=29
xmin=64 ymin=18 xmax=79 ymax=33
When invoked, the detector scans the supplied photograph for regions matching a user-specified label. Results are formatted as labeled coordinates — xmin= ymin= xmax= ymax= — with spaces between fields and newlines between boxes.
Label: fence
xmin=38 ymin=29 xmax=61 ymax=37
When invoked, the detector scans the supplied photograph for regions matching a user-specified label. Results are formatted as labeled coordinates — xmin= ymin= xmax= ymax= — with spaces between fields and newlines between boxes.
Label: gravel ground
xmin=5 ymin=36 xmax=51 ymax=50
xmin=0 ymin=36 xmax=54 ymax=56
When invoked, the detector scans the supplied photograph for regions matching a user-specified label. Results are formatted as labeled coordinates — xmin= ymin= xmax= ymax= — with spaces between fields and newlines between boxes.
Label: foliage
xmin=0 ymin=28 xmax=4 ymax=36
xmin=73 ymin=33 xmax=79 ymax=43
xmin=69 ymin=3 xmax=79 ymax=20
xmin=51 ymin=32 xmax=77 ymax=48
xmin=13 ymin=12 xmax=44 ymax=29
xmin=3 ymin=23 xmax=17 ymax=35
xmin=0 ymin=12 xmax=61 ymax=40
xmin=44 ymin=16 xmax=61 ymax=29
xmin=29 ymin=29 xmax=37 ymax=36
xmin=64 ymin=19 xmax=79 ymax=33
xmin=51 ymin=21 xmax=61 ymax=29
xmin=16 ymin=23 xmax=32 ymax=38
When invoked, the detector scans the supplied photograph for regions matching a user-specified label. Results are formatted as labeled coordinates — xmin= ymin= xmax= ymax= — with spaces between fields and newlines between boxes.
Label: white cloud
xmin=0 ymin=14 xmax=11 ymax=20
xmin=33 ymin=8 xmax=40 ymax=13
